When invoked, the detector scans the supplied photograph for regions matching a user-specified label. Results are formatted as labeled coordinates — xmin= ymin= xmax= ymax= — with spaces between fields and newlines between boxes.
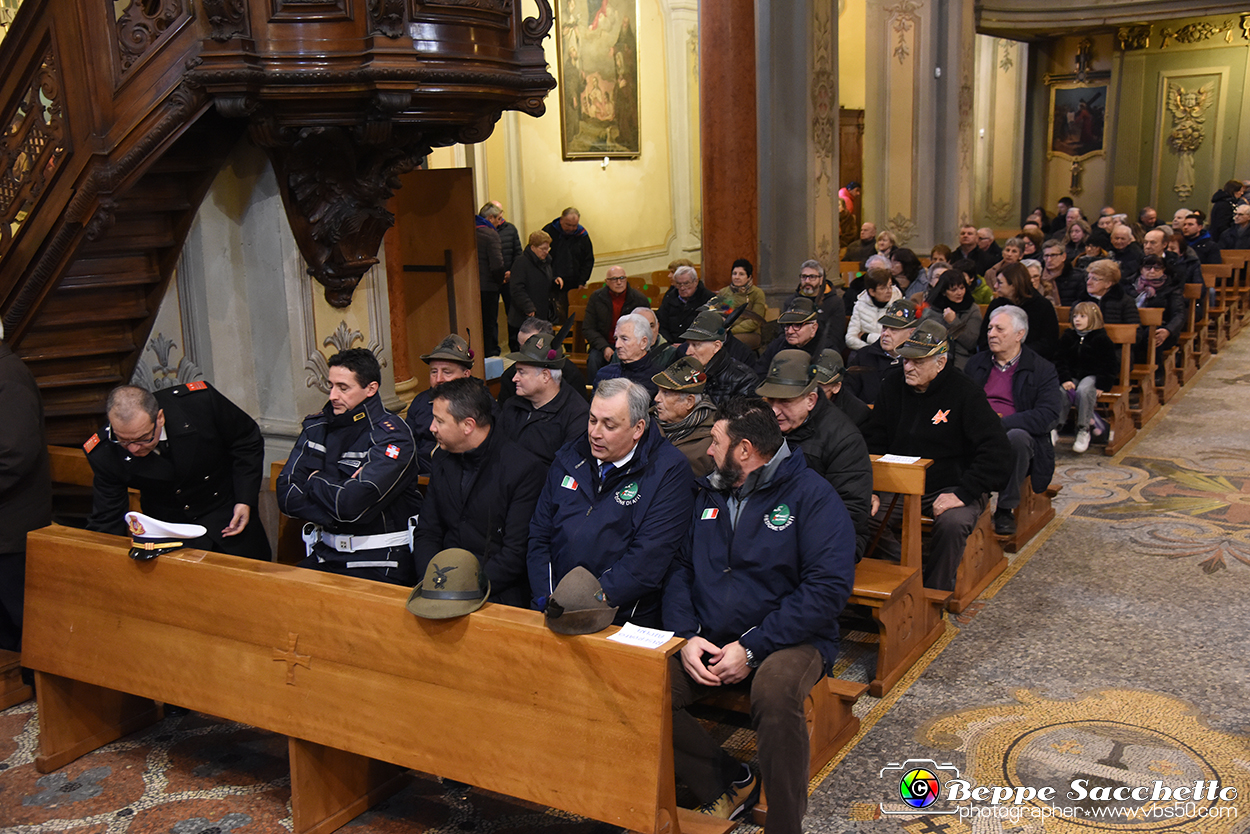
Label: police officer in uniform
xmin=83 ymin=382 xmax=270 ymax=560
xmin=278 ymin=348 xmax=422 ymax=585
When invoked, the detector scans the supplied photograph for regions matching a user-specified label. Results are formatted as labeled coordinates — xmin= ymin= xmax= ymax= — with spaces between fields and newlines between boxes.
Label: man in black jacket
xmin=757 ymin=350 xmax=873 ymax=558
xmin=963 ymin=307 xmax=1063 ymax=536
xmin=657 ymin=265 xmax=714 ymax=343
xmin=85 ymin=381 xmax=269 ymax=561
xmin=864 ymin=321 xmax=1013 ymax=590
xmin=0 ymin=323 xmax=51 ymax=652
xmin=756 ymin=297 xmax=828 ymax=376
xmin=681 ymin=311 xmax=758 ymax=407
xmin=813 ymin=349 xmax=871 ymax=430
xmin=405 ymin=334 xmax=475 ymax=474
xmin=498 ymin=332 xmax=591 ymax=466
xmin=490 ymin=200 xmax=524 ymax=348
xmin=1181 ymin=213 xmax=1222 ymax=265
xmin=583 ymin=265 xmax=649 ymax=376
xmin=414 ymin=377 xmax=543 ymax=607
xmin=543 ymin=207 xmax=595 ymax=318
xmin=477 ymin=204 xmax=505 ymax=356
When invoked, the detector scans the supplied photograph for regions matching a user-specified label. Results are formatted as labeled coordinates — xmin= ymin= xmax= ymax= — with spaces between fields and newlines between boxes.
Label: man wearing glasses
xmin=657 ymin=265 xmax=713 ymax=343
xmin=785 ymin=259 xmax=847 ymax=352
xmin=583 ymin=265 xmax=648 ymax=376
xmin=83 ymin=382 xmax=270 ymax=560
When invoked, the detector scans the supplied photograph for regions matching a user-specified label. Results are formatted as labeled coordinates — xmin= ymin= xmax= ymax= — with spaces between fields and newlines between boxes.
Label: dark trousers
xmin=481 ymin=290 xmax=501 ymax=356
xmin=670 ymin=644 xmax=824 ymax=834
xmin=0 ymin=551 xmax=25 ymax=652
xmin=871 ymin=489 xmax=988 ymax=591
xmin=997 ymin=428 xmax=1035 ymax=511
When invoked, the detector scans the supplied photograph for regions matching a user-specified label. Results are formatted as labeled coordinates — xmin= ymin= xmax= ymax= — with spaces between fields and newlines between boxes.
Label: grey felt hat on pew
xmin=125 ymin=511 xmax=206 ymax=562
xmin=545 ymin=567 xmax=618 ymax=635
xmin=406 ymin=548 xmax=490 ymax=619
xmin=756 ymin=349 xmax=818 ymax=400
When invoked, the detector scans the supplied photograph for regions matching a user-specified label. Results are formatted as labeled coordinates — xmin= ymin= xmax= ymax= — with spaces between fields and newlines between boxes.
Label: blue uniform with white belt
xmin=278 ymin=392 xmax=423 ymax=585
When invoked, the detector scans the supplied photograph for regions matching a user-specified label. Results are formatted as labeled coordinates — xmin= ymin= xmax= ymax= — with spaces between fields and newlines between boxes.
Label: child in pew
xmin=1055 ymin=302 xmax=1118 ymax=453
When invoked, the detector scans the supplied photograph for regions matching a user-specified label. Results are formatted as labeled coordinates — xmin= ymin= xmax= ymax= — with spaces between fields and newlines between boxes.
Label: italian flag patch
xmin=561 ymin=475 xmax=579 ymax=491
xmin=701 ymin=508 xmax=719 ymax=520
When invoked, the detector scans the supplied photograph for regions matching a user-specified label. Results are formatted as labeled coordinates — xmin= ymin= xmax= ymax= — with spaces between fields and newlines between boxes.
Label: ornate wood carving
xmin=521 ymin=0 xmax=552 ymax=46
xmin=202 ymin=0 xmax=249 ymax=42
xmin=1160 ymin=19 xmax=1236 ymax=49
xmin=422 ymin=0 xmax=510 ymax=11
xmin=261 ymin=126 xmax=428 ymax=307
xmin=1117 ymin=25 xmax=1151 ymax=51
xmin=270 ymin=0 xmax=352 ymax=23
xmin=0 ymin=46 xmax=67 ymax=259
xmin=368 ymin=0 xmax=405 ymax=37
xmin=114 ymin=0 xmax=187 ymax=72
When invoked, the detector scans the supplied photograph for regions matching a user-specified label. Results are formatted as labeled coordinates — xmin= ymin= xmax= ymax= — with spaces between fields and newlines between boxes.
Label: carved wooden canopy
xmin=188 ymin=0 xmax=556 ymax=305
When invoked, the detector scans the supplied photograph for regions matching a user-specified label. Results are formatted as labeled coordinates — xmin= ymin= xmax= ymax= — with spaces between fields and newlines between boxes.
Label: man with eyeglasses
xmin=1040 ymin=240 xmax=1085 ymax=305
xmin=785 ymin=259 xmax=847 ymax=352
xmin=83 ymin=382 xmax=270 ymax=560
xmin=657 ymin=265 xmax=714 ymax=343
xmin=583 ymin=265 xmax=648 ymax=376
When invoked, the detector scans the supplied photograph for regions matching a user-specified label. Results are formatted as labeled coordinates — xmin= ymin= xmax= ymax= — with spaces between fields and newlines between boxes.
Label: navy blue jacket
xmin=527 ymin=420 xmax=695 ymax=626
xmin=662 ymin=446 xmax=855 ymax=672
xmin=963 ymin=346 xmax=1063 ymax=493
xmin=278 ymin=393 xmax=423 ymax=572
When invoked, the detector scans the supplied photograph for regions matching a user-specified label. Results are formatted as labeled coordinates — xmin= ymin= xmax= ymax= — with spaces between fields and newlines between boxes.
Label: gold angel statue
xmin=1166 ymin=81 xmax=1215 ymax=200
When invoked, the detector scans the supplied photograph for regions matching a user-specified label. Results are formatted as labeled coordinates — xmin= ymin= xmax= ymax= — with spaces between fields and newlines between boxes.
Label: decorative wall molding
xmin=884 ymin=0 xmax=922 ymax=65
xmin=1165 ymin=80 xmax=1215 ymax=200
xmin=886 ymin=213 xmax=916 ymax=247
xmin=1160 ymin=19 xmax=1238 ymax=49
xmin=301 ymin=261 xmax=388 ymax=393
xmin=138 ymin=332 xmax=206 ymax=390
xmin=1117 ymin=25 xmax=1152 ymax=51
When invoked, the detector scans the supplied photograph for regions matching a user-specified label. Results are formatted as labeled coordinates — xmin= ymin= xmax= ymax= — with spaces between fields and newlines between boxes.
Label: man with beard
xmin=785 ymin=260 xmax=847 ymax=351
xmin=651 ymin=356 xmax=717 ymax=477
xmin=663 ymin=398 xmax=854 ymax=832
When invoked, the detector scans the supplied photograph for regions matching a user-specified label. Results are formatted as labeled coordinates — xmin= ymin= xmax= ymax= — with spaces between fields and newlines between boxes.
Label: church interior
xmin=1 ymin=0 xmax=1249 ymax=831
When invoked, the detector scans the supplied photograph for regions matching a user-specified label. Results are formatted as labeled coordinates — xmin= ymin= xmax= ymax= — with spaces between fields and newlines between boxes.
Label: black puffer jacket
xmin=783 ymin=393 xmax=873 ymax=558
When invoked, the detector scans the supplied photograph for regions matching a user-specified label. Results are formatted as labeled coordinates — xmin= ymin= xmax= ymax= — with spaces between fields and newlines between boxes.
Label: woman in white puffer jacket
xmin=845 ymin=268 xmax=903 ymax=350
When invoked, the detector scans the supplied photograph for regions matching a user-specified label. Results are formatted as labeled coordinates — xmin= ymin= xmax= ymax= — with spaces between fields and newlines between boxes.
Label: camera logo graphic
xmin=879 ymin=759 xmax=960 ymax=815
xmin=900 ymin=766 xmax=942 ymax=808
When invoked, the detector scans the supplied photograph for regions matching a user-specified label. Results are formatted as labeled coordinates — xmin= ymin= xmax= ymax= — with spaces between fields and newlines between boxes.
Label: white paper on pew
xmin=877 ymin=454 xmax=921 ymax=464
xmin=608 ymin=622 xmax=675 ymax=649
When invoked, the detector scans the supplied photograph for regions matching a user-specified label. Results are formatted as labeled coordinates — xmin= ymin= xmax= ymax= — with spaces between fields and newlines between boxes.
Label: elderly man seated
xmin=864 ymin=320 xmax=1012 ymax=590
xmin=593 ymin=311 xmax=660 ymax=396
xmin=756 ymin=297 xmax=828 ymax=375
xmin=681 ymin=310 xmax=759 ymax=407
xmin=845 ymin=299 xmax=921 ymax=406
xmin=813 ymin=349 xmax=870 ymax=430
xmin=757 ymin=350 xmax=873 ymax=558
xmin=498 ymin=332 xmax=591 ymax=466
xmin=963 ymin=306 xmax=1063 ymax=536
xmin=658 ymin=265 xmax=715 ymax=343
xmin=652 ymin=356 xmax=717 ymax=477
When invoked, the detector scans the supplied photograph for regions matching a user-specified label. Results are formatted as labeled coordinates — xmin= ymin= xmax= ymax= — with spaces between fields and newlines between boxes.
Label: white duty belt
xmin=302 ymin=518 xmax=418 ymax=569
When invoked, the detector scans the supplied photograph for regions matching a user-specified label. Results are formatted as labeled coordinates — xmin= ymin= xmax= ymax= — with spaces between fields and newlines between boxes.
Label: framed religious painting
xmin=1048 ymin=84 xmax=1108 ymax=162
xmin=555 ymin=0 xmax=641 ymax=159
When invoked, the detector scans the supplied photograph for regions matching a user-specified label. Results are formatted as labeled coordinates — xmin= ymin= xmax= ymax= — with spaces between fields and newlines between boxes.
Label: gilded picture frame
xmin=1048 ymin=84 xmax=1108 ymax=162
xmin=555 ymin=0 xmax=641 ymax=159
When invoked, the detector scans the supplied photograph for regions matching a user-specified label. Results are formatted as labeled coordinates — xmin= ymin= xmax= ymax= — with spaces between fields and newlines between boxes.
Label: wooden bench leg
xmin=0 ymin=648 xmax=32 ymax=709
xmin=34 ymin=670 xmax=163 ymax=772
xmin=288 ymin=737 xmax=410 ymax=834
xmin=948 ymin=507 xmax=1007 ymax=614
xmin=867 ymin=568 xmax=945 ymax=697
xmin=1100 ymin=393 xmax=1135 ymax=456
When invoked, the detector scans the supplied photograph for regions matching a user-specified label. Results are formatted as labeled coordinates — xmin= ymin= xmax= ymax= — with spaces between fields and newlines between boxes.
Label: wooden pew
xmin=942 ymin=505 xmax=1007 ymax=615
xmin=1203 ymin=265 xmax=1234 ymax=350
xmin=1130 ymin=307 xmax=1161 ymax=426
xmin=0 ymin=649 xmax=30 ymax=709
xmin=1222 ymin=250 xmax=1250 ymax=323
xmin=999 ymin=480 xmax=1059 ymax=554
xmin=23 ymin=525 xmax=733 ymax=834
xmin=1177 ymin=282 xmax=1207 ymax=382
xmin=859 ymin=456 xmax=948 ymax=697
xmin=1098 ymin=324 xmax=1138 ymax=455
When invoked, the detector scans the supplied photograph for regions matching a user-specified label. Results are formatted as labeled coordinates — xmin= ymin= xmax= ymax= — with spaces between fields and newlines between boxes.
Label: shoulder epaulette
xmin=83 ymin=433 xmax=101 ymax=453
xmin=173 ymin=380 xmax=209 ymax=395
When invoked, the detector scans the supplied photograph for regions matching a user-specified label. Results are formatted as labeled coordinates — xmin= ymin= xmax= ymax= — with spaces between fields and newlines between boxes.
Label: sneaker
xmin=698 ymin=767 xmax=760 ymax=820
xmin=1050 ymin=429 xmax=1059 ymax=446
xmin=993 ymin=507 xmax=1017 ymax=536
xmin=1073 ymin=428 xmax=1091 ymax=454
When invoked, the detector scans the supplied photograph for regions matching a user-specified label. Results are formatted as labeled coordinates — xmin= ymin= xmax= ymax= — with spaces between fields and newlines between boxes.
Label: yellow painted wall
xmin=838 ymin=0 xmax=866 ymax=111
xmin=425 ymin=0 xmax=676 ymax=283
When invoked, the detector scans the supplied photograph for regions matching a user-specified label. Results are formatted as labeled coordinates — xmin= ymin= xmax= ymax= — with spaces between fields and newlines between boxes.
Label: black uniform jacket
xmin=84 ymin=382 xmax=266 ymax=559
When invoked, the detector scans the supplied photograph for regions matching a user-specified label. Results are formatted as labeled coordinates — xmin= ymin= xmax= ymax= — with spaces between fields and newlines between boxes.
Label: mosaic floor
xmin=4 ymin=336 xmax=1250 ymax=833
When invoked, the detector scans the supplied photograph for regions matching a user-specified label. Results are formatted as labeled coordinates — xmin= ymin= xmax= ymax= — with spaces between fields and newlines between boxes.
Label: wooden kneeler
xmin=859 ymin=457 xmax=949 ymax=697
xmin=0 ymin=649 xmax=32 ymax=710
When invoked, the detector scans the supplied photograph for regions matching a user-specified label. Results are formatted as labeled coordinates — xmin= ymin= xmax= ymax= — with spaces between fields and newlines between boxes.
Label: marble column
xmin=700 ymin=0 xmax=757 ymax=291
xmin=864 ymin=0 xmax=978 ymax=249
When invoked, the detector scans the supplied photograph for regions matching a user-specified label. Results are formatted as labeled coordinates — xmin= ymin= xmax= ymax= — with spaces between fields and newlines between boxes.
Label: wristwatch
xmin=743 ymin=647 xmax=761 ymax=669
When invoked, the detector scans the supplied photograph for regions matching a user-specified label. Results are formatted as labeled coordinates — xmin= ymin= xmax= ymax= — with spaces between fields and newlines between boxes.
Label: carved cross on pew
xmin=273 ymin=632 xmax=311 ymax=685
